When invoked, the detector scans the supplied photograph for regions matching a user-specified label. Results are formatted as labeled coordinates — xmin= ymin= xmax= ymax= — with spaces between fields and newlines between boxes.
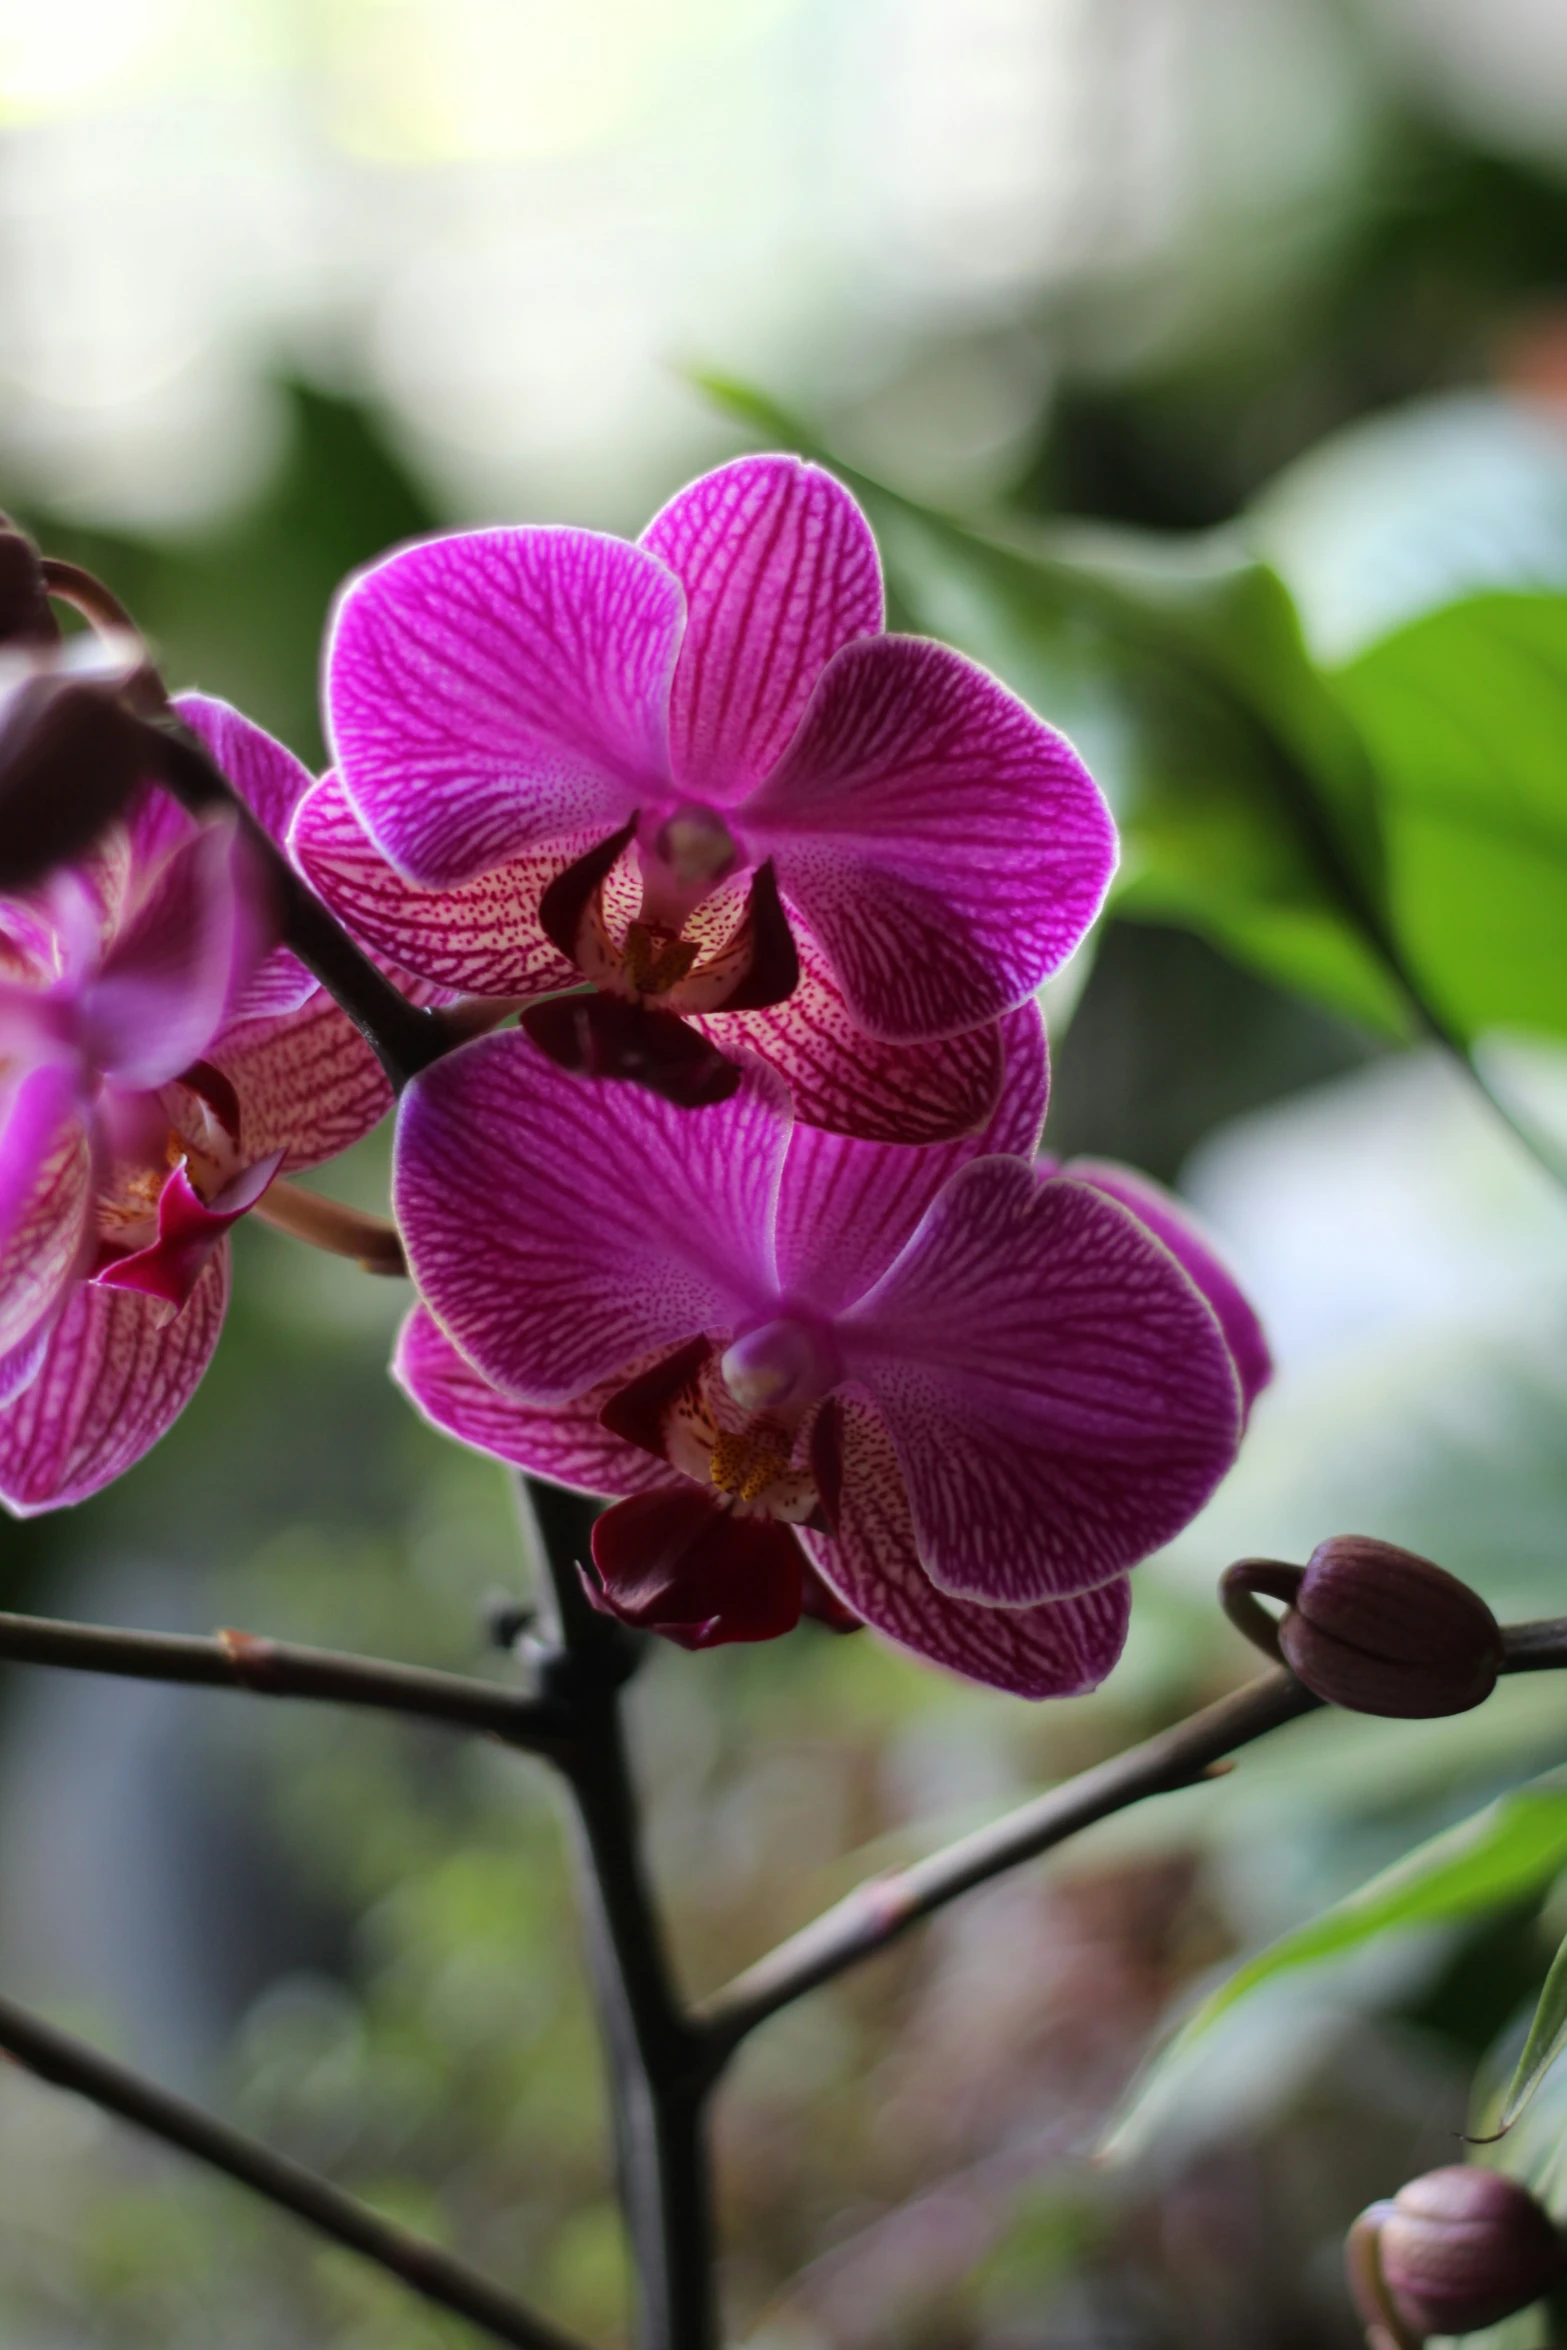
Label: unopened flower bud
xmin=0 ymin=661 xmax=159 ymax=891
xmin=1222 ymin=1538 xmax=1503 ymax=1717
xmin=1348 ymin=2167 xmax=1566 ymax=2343
xmin=0 ymin=525 xmax=59 ymax=648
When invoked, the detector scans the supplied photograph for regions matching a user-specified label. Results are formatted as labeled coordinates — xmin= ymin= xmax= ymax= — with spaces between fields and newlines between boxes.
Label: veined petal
xmin=290 ymin=774 xmax=586 ymax=999
xmin=84 ymin=822 xmax=246 ymax=1089
xmin=773 ymin=998 xmax=1046 ymax=1313
xmin=0 ymin=1246 xmax=229 ymax=1514
xmin=394 ymin=1032 xmax=788 ymax=1403
xmin=697 ymin=920 xmax=1005 ymax=1145
xmin=804 ymin=1395 xmax=1130 ymax=1697
xmin=589 ymin=1487 xmax=806 ymax=1649
xmin=642 ymin=456 xmax=882 ymax=803
xmin=1052 ymin=1158 xmax=1273 ymax=1423
xmin=0 ymin=1066 xmax=91 ymax=1361
xmin=175 ymin=694 xmax=319 ymax=1023
xmin=0 ymin=1314 xmax=52 ymax=1407
xmin=205 ymin=990 xmax=393 ymax=1173
xmin=744 ymin=634 xmax=1116 ymax=1041
xmin=841 ymin=1159 xmax=1243 ymax=1605
xmin=327 ymin=527 xmax=682 ymax=888
xmin=393 ymin=1305 xmax=671 ymax=1496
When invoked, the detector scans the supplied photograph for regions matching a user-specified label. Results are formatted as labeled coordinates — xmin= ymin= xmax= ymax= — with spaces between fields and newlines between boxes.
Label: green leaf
xmin=1337 ymin=593 xmax=1567 ymax=1047
xmin=1497 ymin=1928 xmax=1567 ymax=2135
xmin=1106 ymin=1781 xmax=1567 ymax=2159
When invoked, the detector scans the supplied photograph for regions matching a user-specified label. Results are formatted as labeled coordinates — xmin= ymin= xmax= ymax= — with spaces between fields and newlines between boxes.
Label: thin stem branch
xmin=253 ymin=1178 xmax=407 ymax=1274
xmin=700 ymin=1616 xmax=1567 ymax=2061
xmin=519 ymin=1478 xmax=718 ymax=2350
xmin=699 ymin=1668 xmax=1319 ymax=2064
xmin=0 ymin=1990 xmax=586 ymax=2350
xmin=0 ymin=1609 xmax=574 ymax=1757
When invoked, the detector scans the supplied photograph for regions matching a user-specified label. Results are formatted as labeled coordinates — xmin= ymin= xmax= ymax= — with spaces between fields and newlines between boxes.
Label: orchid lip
xmin=719 ymin=1313 xmax=841 ymax=1418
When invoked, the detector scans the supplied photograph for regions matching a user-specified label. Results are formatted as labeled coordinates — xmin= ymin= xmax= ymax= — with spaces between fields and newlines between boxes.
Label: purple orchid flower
xmin=391 ymin=1008 xmax=1268 ymax=1696
xmin=0 ymin=696 xmax=399 ymax=1512
xmin=293 ymin=455 xmax=1116 ymax=1144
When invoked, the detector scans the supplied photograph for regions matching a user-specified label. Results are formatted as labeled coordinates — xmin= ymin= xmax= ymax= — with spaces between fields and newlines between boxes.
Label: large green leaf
xmin=1106 ymin=1780 xmax=1567 ymax=2159
xmin=1337 ymin=593 xmax=1567 ymax=1046
xmin=699 ymin=374 xmax=1409 ymax=1035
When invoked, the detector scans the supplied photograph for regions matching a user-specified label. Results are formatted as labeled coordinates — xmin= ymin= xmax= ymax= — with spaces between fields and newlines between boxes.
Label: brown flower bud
xmin=0 ymin=659 xmax=152 ymax=891
xmin=1348 ymin=2167 xmax=1566 ymax=2343
xmin=0 ymin=524 xmax=59 ymax=649
xmin=1222 ymin=1538 xmax=1502 ymax=1718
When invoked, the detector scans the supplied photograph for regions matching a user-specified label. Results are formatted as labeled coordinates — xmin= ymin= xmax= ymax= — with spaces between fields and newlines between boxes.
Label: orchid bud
xmin=0 ymin=524 xmax=59 ymax=648
xmin=0 ymin=663 xmax=151 ymax=890
xmin=1348 ymin=2168 xmax=1566 ymax=2343
xmin=1222 ymin=1538 xmax=1503 ymax=1718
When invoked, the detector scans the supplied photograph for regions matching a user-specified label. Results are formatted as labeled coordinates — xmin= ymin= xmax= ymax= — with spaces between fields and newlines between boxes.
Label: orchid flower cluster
xmin=0 ymin=458 xmax=1269 ymax=1699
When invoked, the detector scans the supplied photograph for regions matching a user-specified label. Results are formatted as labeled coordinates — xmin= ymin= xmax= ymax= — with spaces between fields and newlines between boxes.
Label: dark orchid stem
xmin=0 ymin=1608 xmax=575 ymax=1756
xmin=518 ymin=1477 xmax=719 ymax=2350
xmin=0 ymin=1989 xmax=585 ymax=2350
xmin=146 ymin=717 xmax=449 ymax=1091
xmin=253 ymin=1178 xmax=408 ymax=1274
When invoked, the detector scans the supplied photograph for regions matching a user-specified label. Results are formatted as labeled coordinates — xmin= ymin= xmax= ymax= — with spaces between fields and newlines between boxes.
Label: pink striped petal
xmin=205 ymin=990 xmax=393 ymax=1172
xmin=0 ymin=1314 xmax=52 ymax=1407
xmin=841 ymin=1160 xmax=1243 ymax=1605
xmin=0 ymin=1067 xmax=91 ymax=1361
xmin=290 ymin=773 xmax=586 ymax=999
xmin=393 ymin=1304 xmax=670 ymax=1496
xmin=642 ymin=457 xmax=882 ymax=803
xmin=744 ymin=634 xmax=1115 ymax=1041
xmin=697 ymin=920 xmax=1006 ymax=1144
xmin=326 ymin=528 xmax=681 ymax=888
xmin=394 ymin=1033 xmax=786 ymax=1403
xmin=0 ymin=1246 xmax=229 ymax=1514
xmin=804 ymin=1395 xmax=1130 ymax=1697
xmin=84 ymin=823 xmax=245 ymax=1088
xmin=175 ymin=694 xmax=318 ymax=1022
xmin=1052 ymin=1159 xmax=1273 ymax=1424
xmin=774 ymin=999 xmax=1047 ymax=1315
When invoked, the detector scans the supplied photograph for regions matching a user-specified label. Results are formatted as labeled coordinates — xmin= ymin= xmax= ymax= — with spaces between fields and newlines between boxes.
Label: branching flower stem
xmin=0 ymin=1989 xmax=587 ymax=2350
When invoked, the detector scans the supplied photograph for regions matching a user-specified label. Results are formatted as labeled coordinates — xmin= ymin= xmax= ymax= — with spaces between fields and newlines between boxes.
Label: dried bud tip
xmin=1348 ymin=2167 xmax=1566 ymax=2342
xmin=1224 ymin=1538 xmax=1502 ymax=1718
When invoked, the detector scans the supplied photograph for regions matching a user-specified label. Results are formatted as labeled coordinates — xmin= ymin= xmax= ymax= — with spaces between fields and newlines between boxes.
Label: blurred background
xmin=5 ymin=0 xmax=1567 ymax=2343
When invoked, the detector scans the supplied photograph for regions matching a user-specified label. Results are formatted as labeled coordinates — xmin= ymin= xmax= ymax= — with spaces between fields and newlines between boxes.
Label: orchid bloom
xmin=0 ymin=696 xmax=397 ymax=1512
xmin=293 ymin=454 xmax=1116 ymax=1144
xmin=391 ymin=1008 xmax=1268 ymax=1696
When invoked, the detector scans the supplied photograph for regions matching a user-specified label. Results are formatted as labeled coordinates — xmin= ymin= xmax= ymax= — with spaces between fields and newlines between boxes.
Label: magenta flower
xmin=391 ymin=1009 xmax=1267 ymax=1696
xmin=0 ymin=696 xmax=397 ymax=1512
xmin=294 ymin=455 xmax=1115 ymax=1143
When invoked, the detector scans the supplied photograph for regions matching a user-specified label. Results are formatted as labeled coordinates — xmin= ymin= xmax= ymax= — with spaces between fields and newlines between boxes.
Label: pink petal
xmin=697 ymin=919 xmax=1006 ymax=1144
xmin=0 ymin=1067 xmax=92 ymax=1361
xmin=589 ymin=1486 xmax=806 ymax=1648
xmin=84 ymin=822 xmax=248 ymax=1088
xmin=393 ymin=1032 xmax=787 ymax=1403
xmin=1051 ymin=1159 xmax=1273 ymax=1423
xmin=393 ymin=1305 xmax=670 ymax=1496
xmin=0 ymin=1246 xmax=229 ymax=1514
xmin=773 ymin=998 xmax=1047 ymax=1314
xmin=204 ymin=990 xmax=393 ymax=1173
xmin=326 ymin=527 xmax=682 ymax=888
xmin=804 ymin=1394 xmax=1130 ymax=1697
xmin=642 ymin=456 xmax=882 ymax=803
xmin=94 ymin=1150 xmax=281 ymax=1313
xmin=743 ymin=634 xmax=1115 ymax=1041
xmin=175 ymin=694 xmax=320 ymax=1024
xmin=841 ymin=1160 xmax=1243 ymax=1605
xmin=290 ymin=774 xmax=586 ymax=999
xmin=0 ymin=1315 xmax=52 ymax=1408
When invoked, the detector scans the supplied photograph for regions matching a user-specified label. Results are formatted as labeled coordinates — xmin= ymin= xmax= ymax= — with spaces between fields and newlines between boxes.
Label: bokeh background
xmin=5 ymin=2 xmax=1567 ymax=2343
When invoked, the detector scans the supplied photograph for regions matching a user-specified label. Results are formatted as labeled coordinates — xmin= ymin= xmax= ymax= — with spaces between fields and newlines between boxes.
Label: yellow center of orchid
xmin=709 ymin=1423 xmax=795 ymax=1505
